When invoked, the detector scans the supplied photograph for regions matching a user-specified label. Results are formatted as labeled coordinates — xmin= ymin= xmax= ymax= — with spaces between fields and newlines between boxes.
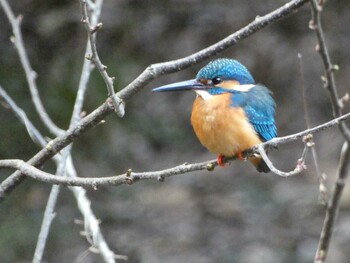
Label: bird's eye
xmin=212 ymin=77 xmax=222 ymax=85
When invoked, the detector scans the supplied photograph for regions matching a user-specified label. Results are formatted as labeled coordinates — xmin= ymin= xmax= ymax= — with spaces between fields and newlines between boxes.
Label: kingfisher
xmin=153 ymin=58 xmax=277 ymax=173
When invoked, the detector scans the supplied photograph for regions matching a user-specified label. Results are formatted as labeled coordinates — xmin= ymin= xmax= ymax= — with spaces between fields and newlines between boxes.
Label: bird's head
xmin=152 ymin=58 xmax=255 ymax=99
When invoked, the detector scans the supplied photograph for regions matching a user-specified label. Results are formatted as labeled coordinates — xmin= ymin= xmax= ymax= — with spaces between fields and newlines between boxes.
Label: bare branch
xmin=80 ymin=0 xmax=125 ymax=117
xmin=0 ymin=0 xmax=63 ymax=136
xmin=0 ymin=88 xmax=120 ymax=262
xmin=310 ymin=0 xmax=350 ymax=141
xmin=0 ymin=0 xmax=137 ymax=257
xmin=257 ymin=145 xmax=306 ymax=177
xmin=0 ymin=100 xmax=113 ymax=201
xmin=117 ymin=0 xmax=309 ymax=102
xmin=0 ymin=86 xmax=47 ymax=146
xmin=1 ymin=112 xmax=349 ymax=188
xmin=66 ymin=157 xmax=127 ymax=262
xmin=259 ymin=112 xmax=350 ymax=149
xmin=314 ymin=142 xmax=350 ymax=263
xmin=32 ymin=185 xmax=59 ymax=263
xmin=298 ymin=53 xmax=327 ymax=203
xmin=310 ymin=0 xmax=350 ymax=261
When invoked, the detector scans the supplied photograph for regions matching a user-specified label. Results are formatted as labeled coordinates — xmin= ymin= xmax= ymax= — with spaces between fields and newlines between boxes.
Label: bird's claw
xmin=217 ymin=155 xmax=226 ymax=166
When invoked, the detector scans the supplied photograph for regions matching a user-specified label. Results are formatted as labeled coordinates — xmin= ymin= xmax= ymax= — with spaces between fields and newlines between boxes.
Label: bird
xmin=152 ymin=58 xmax=277 ymax=173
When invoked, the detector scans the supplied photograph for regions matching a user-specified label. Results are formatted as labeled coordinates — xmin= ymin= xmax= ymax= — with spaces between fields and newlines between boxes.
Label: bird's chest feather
xmin=190 ymin=93 xmax=261 ymax=156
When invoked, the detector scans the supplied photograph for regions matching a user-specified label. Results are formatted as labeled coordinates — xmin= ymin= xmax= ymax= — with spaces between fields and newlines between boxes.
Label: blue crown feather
xmin=196 ymin=58 xmax=255 ymax=85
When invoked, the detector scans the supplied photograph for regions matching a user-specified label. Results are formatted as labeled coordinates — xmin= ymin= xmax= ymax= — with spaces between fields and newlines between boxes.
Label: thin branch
xmin=1 ymin=112 xmax=349 ymax=188
xmin=310 ymin=0 xmax=350 ymax=141
xmin=116 ymin=0 xmax=309 ymax=102
xmin=68 ymin=1 xmax=121 ymax=261
xmin=259 ymin=112 xmax=350 ymax=148
xmin=0 ymin=0 xmax=309 ymax=201
xmin=32 ymin=184 xmax=59 ymax=263
xmin=0 ymin=0 xmax=63 ymax=136
xmin=257 ymin=145 xmax=306 ymax=177
xmin=66 ymin=157 xmax=127 ymax=262
xmin=0 ymin=100 xmax=113 ymax=202
xmin=314 ymin=142 xmax=350 ymax=263
xmin=33 ymin=147 xmax=70 ymax=263
xmin=310 ymin=0 xmax=350 ymax=262
xmin=298 ymin=53 xmax=327 ymax=203
xmin=0 ymin=86 xmax=47 ymax=146
xmin=0 ymin=85 xmax=120 ymax=262
xmin=80 ymin=0 xmax=125 ymax=117
xmin=0 ymin=106 xmax=349 ymax=193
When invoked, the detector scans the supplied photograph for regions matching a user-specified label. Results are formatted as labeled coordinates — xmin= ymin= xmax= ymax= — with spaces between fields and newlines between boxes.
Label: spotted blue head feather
xmin=196 ymin=58 xmax=255 ymax=85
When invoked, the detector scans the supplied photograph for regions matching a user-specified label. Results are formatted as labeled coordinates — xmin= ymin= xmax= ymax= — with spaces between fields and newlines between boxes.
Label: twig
xmin=80 ymin=0 xmax=125 ymax=117
xmin=32 ymin=184 xmax=60 ymax=263
xmin=117 ymin=0 xmax=309 ymax=102
xmin=310 ymin=0 xmax=350 ymax=141
xmin=314 ymin=142 xmax=350 ymax=263
xmin=69 ymin=1 xmax=121 ymax=261
xmin=257 ymin=145 xmax=306 ymax=177
xmin=0 ymin=100 xmax=113 ymax=202
xmin=0 ymin=85 xmax=120 ymax=262
xmin=0 ymin=87 xmax=47 ymax=146
xmin=259 ymin=112 xmax=350 ymax=148
xmin=0 ymin=0 xmax=310 ymax=201
xmin=310 ymin=0 xmax=350 ymax=262
xmin=32 ymin=0 xmax=119 ymax=258
xmin=1 ymin=0 xmax=124 ymax=259
xmin=298 ymin=53 xmax=327 ymax=203
xmin=0 ymin=0 xmax=63 ymax=136
xmin=1 ymin=112 xmax=349 ymax=188
xmin=1 ymin=107 xmax=349 ymax=191
xmin=67 ymin=157 xmax=127 ymax=262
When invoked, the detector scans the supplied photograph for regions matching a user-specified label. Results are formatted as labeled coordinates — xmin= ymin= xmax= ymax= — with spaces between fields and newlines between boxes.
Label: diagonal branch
xmin=0 ymin=85 xmax=120 ymax=262
xmin=314 ymin=142 xmax=350 ymax=263
xmin=117 ymin=0 xmax=309 ymax=101
xmin=310 ymin=0 xmax=350 ymax=141
xmin=0 ymin=0 xmax=63 ymax=136
xmin=310 ymin=0 xmax=350 ymax=262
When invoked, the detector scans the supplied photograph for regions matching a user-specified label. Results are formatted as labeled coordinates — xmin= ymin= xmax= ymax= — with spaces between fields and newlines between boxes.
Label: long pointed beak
xmin=152 ymin=79 xmax=206 ymax=92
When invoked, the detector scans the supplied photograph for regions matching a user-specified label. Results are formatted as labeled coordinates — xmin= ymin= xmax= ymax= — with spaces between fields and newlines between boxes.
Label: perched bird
xmin=153 ymin=58 xmax=277 ymax=173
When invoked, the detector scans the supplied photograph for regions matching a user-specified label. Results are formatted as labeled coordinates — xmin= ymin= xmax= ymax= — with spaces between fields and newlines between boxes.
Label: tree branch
xmin=310 ymin=0 xmax=350 ymax=141
xmin=80 ymin=0 xmax=125 ymax=117
xmin=298 ymin=53 xmax=327 ymax=203
xmin=310 ymin=0 xmax=350 ymax=261
xmin=32 ymin=184 xmax=59 ymax=263
xmin=117 ymin=0 xmax=309 ymax=102
xmin=0 ymin=85 xmax=121 ymax=262
xmin=1 ymin=112 xmax=349 ymax=188
xmin=314 ymin=142 xmax=350 ymax=263
xmin=0 ymin=0 xmax=63 ymax=136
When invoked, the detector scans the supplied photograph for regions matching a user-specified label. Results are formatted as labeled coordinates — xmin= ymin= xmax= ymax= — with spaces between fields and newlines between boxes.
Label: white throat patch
xmin=232 ymin=84 xmax=255 ymax=92
xmin=195 ymin=90 xmax=213 ymax=100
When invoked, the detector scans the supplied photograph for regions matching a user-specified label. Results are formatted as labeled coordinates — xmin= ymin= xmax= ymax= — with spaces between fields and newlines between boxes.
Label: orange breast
xmin=190 ymin=93 xmax=262 ymax=156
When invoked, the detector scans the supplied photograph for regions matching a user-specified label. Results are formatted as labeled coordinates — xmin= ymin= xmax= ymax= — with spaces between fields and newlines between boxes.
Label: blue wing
xmin=231 ymin=85 xmax=277 ymax=141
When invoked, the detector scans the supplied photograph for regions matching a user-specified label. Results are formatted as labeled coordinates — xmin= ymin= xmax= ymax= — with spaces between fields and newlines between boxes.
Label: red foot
xmin=217 ymin=155 xmax=225 ymax=167
xmin=236 ymin=151 xmax=244 ymax=160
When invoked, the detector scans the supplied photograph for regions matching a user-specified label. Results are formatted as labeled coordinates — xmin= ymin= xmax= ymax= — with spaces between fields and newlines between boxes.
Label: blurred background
xmin=0 ymin=0 xmax=350 ymax=262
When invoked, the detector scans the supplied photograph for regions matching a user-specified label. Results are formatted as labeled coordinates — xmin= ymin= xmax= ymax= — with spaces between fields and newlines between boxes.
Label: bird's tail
xmin=249 ymin=156 xmax=270 ymax=173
